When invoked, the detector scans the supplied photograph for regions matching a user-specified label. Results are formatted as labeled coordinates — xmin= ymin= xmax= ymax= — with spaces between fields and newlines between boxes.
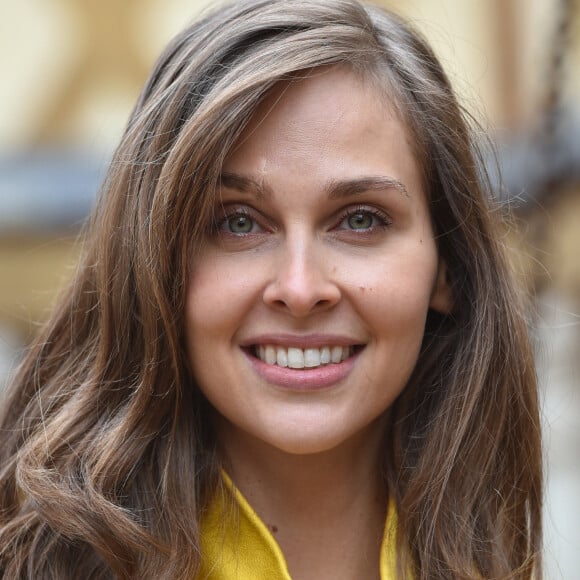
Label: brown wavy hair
xmin=0 ymin=0 xmax=542 ymax=578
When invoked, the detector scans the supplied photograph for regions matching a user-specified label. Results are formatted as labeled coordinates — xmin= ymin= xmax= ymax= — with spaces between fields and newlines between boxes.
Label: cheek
xmin=347 ymin=247 xmax=439 ymax=323
xmin=185 ymin=255 xmax=260 ymax=340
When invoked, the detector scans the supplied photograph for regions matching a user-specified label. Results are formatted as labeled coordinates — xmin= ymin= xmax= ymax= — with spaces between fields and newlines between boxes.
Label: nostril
xmin=261 ymin=262 xmax=341 ymax=316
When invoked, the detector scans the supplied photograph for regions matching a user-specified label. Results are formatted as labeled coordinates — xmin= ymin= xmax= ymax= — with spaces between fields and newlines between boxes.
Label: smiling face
xmin=185 ymin=66 xmax=451 ymax=457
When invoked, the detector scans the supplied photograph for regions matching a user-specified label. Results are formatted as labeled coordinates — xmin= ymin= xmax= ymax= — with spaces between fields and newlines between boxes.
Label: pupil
xmin=348 ymin=212 xmax=372 ymax=229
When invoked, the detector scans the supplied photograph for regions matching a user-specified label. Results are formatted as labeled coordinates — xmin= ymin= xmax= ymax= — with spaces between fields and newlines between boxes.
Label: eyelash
xmin=214 ymin=204 xmax=392 ymax=236
xmin=334 ymin=205 xmax=392 ymax=232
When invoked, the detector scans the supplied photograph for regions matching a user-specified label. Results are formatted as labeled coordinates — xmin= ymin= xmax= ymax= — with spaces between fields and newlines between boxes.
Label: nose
xmin=262 ymin=238 xmax=341 ymax=317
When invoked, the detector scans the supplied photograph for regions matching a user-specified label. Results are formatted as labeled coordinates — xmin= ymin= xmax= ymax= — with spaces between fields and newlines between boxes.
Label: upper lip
xmin=239 ymin=334 xmax=364 ymax=348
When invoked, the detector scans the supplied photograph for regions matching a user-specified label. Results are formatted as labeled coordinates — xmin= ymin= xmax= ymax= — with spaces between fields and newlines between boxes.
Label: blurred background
xmin=0 ymin=0 xmax=578 ymax=575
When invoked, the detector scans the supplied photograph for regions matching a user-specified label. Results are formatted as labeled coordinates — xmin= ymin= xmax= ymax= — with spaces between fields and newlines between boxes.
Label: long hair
xmin=0 ymin=1 xmax=542 ymax=578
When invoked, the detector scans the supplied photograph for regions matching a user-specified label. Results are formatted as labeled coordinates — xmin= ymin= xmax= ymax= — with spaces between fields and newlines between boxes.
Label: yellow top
xmin=198 ymin=472 xmax=399 ymax=579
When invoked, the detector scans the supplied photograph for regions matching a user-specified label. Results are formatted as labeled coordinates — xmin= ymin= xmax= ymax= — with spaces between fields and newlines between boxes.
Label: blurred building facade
xmin=0 ymin=0 xmax=579 ymax=576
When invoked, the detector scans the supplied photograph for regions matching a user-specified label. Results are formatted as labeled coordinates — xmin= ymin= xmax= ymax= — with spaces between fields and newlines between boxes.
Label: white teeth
xmin=276 ymin=348 xmax=288 ymax=367
xmin=254 ymin=345 xmax=355 ymax=369
xmin=304 ymin=348 xmax=320 ymax=368
xmin=331 ymin=346 xmax=343 ymax=363
xmin=265 ymin=345 xmax=277 ymax=365
xmin=287 ymin=347 xmax=304 ymax=369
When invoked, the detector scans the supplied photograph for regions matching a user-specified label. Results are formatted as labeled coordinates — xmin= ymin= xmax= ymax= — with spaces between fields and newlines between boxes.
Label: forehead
xmin=223 ymin=66 xmax=424 ymax=196
xmin=237 ymin=65 xmax=405 ymax=148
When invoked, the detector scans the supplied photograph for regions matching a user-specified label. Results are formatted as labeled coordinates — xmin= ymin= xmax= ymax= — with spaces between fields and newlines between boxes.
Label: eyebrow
xmin=325 ymin=176 xmax=409 ymax=199
xmin=219 ymin=172 xmax=409 ymax=199
xmin=220 ymin=172 xmax=272 ymax=200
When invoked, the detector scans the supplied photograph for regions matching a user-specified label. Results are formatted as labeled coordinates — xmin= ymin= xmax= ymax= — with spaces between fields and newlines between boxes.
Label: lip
xmin=239 ymin=333 xmax=360 ymax=349
xmin=241 ymin=341 xmax=363 ymax=391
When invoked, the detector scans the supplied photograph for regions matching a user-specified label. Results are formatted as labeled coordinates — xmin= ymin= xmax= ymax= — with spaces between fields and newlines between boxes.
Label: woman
xmin=0 ymin=1 xmax=542 ymax=578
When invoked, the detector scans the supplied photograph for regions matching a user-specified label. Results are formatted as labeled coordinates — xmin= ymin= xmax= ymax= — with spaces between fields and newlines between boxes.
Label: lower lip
xmin=243 ymin=348 xmax=361 ymax=391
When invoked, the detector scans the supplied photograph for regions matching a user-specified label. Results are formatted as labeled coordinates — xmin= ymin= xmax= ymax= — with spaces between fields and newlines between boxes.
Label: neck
xmin=216 ymin=417 xmax=388 ymax=580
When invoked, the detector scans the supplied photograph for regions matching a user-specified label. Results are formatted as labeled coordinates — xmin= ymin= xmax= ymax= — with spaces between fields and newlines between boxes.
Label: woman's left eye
xmin=336 ymin=208 xmax=389 ymax=231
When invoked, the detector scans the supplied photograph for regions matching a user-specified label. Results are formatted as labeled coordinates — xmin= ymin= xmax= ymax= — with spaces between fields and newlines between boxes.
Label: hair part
xmin=0 ymin=1 xmax=541 ymax=578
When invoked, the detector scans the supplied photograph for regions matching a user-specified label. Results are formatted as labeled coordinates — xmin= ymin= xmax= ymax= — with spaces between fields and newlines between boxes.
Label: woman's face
xmin=185 ymin=66 xmax=450 ymax=456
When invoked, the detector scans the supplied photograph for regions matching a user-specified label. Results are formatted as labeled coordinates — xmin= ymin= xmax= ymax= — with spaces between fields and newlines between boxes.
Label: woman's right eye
xmin=217 ymin=211 xmax=263 ymax=235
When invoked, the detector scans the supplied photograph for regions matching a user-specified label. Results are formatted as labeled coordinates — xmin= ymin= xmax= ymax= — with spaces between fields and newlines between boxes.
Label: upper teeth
xmin=255 ymin=345 xmax=352 ymax=369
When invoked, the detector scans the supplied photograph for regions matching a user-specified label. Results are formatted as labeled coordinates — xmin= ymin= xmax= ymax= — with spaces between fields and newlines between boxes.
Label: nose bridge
xmin=283 ymin=232 xmax=319 ymax=287
xmin=263 ymin=227 xmax=340 ymax=315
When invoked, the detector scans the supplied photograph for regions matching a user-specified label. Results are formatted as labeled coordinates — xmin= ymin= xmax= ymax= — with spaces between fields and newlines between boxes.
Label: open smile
xmin=251 ymin=344 xmax=363 ymax=370
xmin=242 ymin=343 xmax=363 ymax=390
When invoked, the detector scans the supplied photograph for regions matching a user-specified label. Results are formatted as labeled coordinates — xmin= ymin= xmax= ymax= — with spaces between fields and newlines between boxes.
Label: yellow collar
xmin=198 ymin=472 xmax=399 ymax=579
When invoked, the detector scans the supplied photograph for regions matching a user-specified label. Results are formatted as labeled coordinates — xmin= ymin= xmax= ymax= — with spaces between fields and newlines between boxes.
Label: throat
xmin=266 ymin=487 xmax=386 ymax=580
xmin=215 ymin=406 xmax=389 ymax=578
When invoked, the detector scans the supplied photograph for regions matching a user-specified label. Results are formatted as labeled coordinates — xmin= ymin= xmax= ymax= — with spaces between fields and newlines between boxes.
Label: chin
xmin=257 ymin=423 xmax=371 ymax=457
xmin=268 ymin=437 xmax=344 ymax=456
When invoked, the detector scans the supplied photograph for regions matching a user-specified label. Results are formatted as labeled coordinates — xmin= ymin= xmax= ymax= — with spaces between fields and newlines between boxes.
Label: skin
xmin=185 ymin=66 xmax=451 ymax=579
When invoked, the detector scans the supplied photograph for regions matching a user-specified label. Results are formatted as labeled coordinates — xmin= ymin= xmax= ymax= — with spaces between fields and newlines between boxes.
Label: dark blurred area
xmin=0 ymin=0 xmax=578 ymax=575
